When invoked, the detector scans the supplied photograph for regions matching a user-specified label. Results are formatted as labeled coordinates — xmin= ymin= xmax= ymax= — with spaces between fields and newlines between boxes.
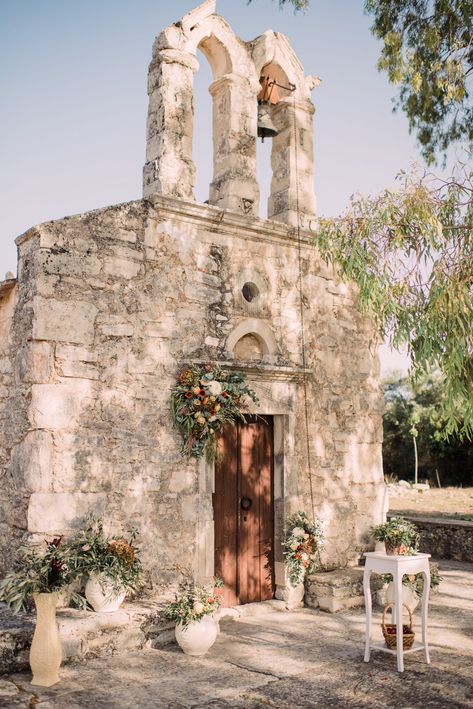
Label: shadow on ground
xmin=1 ymin=559 xmax=472 ymax=708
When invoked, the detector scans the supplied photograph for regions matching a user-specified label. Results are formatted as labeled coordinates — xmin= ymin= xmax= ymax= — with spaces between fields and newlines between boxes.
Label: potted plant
xmin=370 ymin=517 xmax=420 ymax=555
xmin=0 ymin=537 xmax=80 ymax=686
xmin=282 ymin=511 xmax=324 ymax=608
xmin=70 ymin=515 xmax=143 ymax=612
xmin=161 ymin=578 xmax=223 ymax=656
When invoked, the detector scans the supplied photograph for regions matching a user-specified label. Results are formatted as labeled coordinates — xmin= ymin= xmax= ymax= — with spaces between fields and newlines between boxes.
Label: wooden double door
xmin=213 ymin=416 xmax=274 ymax=607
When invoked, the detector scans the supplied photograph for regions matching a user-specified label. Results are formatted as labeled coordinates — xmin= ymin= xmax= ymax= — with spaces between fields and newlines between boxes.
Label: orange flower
xmin=107 ymin=538 xmax=135 ymax=566
xmin=184 ymin=391 xmax=193 ymax=399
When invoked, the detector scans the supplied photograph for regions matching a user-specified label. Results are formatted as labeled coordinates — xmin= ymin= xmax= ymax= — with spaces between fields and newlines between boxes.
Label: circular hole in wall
xmin=241 ymin=282 xmax=260 ymax=303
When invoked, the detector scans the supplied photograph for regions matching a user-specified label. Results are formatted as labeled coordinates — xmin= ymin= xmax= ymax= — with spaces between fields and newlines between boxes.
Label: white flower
xmin=207 ymin=380 xmax=222 ymax=397
xmin=300 ymin=552 xmax=309 ymax=561
xmin=193 ymin=601 xmax=204 ymax=614
xmin=292 ymin=527 xmax=306 ymax=538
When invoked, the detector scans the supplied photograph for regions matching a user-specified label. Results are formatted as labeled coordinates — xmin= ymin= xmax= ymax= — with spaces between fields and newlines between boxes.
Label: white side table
xmin=363 ymin=551 xmax=431 ymax=672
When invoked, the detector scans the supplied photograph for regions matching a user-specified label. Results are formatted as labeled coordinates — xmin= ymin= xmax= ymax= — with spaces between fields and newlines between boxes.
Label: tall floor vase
xmin=30 ymin=592 xmax=62 ymax=686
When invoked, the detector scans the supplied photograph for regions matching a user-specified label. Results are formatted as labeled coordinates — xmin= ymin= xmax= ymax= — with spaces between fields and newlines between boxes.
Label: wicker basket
xmin=382 ymin=603 xmax=415 ymax=650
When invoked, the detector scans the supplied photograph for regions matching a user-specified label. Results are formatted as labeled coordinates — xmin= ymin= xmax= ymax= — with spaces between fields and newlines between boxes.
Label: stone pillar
xmin=143 ymin=48 xmax=199 ymax=200
xmin=268 ymin=97 xmax=316 ymax=227
xmin=208 ymin=74 xmax=260 ymax=215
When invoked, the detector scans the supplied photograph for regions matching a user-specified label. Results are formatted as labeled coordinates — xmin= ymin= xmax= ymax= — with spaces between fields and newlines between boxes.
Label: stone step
xmin=0 ymin=600 xmax=171 ymax=676
xmin=305 ymin=567 xmax=383 ymax=613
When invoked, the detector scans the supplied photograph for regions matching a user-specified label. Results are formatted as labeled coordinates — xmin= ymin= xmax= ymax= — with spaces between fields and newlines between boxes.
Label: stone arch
xmin=143 ymin=1 xmax=318 ymax=225
xmin=226 ymin=319 xmax=278 ymax=359
xmin=143 ymin=1 xmax=261 ymax=215
xmin=251 ymin=31 xmax=318 ymax=226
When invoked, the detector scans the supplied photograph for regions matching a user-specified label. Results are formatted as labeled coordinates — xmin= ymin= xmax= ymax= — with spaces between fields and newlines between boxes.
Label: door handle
xmin=240 ymin=496 xmax=252 ymax=511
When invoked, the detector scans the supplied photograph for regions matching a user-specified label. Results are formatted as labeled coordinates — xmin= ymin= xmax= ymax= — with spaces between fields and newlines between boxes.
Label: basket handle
xmin=382 ymin=602 xmax=413 ymax=633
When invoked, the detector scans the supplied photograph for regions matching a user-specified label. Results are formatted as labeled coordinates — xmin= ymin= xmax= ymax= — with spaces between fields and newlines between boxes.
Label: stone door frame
xmin=195 ymin=405 xmax=300 ymax=602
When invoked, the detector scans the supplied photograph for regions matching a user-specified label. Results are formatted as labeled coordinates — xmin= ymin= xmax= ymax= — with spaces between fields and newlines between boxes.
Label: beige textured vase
xmin=30 ymin=592 xmax=62 ymax=687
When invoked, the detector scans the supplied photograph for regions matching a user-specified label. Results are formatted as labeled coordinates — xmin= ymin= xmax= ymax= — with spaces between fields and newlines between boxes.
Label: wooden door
xmin=213 ymin=416 xmax=274 ymax=607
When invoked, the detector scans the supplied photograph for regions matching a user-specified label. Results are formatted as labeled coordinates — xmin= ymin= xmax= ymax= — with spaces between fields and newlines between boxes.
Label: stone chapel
xmin=0 ymin=0 xmax=386 ymax=604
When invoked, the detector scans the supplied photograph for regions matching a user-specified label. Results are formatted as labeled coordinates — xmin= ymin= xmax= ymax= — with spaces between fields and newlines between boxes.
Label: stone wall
xmin=0 ymin=193 xmax=384 ymax=586
xmin=407 ymin=516 xmax=473 ymax=563
xmin=0 ymin=261 xmax=42 ymax=574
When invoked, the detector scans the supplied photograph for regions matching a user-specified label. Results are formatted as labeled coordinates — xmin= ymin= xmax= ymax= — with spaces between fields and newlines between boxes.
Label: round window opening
xmin=242 ymin=282 xmax=260 ymax=303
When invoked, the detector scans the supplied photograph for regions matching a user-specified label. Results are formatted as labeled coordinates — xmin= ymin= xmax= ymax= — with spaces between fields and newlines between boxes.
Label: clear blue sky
xmin=0 ymin=0 xmax=450 ymax=372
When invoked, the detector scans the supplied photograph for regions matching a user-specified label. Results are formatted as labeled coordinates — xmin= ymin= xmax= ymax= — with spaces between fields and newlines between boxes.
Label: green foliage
xmin=371 ymin=517 xmax=420 ymax=553
xmin=0 ymin=516 xmax=144 ymax=613
xmin=171 ymin=363 xmax=259 ymax=461
xmin=68 ymin=514 xmax=143 ymax=595
xmin=381 ymin=564 xmax=442 ymax=598
xmin=0 ymin=538 xmax=81 ymax=613
xmin=365 ymin=0 xmax=473 ymax=164
xmin=383 ymin=371 xmax=473 ymax=485
xmin=248 ymin=0 xmax=309 ymax=10
xmin=282 ymin=511 xmax=324 ymax=585
xmin=315 ymin=168 xmax=473 ymax=440
xmin=161 ymin=578 xmax=223 ymax=628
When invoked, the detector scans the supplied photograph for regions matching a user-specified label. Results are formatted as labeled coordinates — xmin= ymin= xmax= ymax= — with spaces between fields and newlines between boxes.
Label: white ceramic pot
xmin=30 ymin=592 xmax=62 ymax=687
xmin=385 ymin=581 xmax=419 ymax=611
xmin=85 ymin=573 xmax=126 ymax=613
xmin=283 ymin=581 xmax=305 ymax=610
xmin=175 ymin=616 xmax=218 ymax=656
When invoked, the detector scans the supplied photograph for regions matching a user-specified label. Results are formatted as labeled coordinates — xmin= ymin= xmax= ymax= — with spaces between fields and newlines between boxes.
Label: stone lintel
xmin=181 ymin=358 xmax=313 ymax=383
xmin=147 ymin=194 xmax=314 ymax=247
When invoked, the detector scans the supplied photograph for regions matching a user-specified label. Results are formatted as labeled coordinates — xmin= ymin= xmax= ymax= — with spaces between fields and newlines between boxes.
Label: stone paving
xmin=1 ymin=560 xmax=472 ymax=708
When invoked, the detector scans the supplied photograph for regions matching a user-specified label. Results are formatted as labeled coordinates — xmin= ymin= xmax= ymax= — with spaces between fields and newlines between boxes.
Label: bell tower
xmin=143 ymin=0 xmax=319 ymax=226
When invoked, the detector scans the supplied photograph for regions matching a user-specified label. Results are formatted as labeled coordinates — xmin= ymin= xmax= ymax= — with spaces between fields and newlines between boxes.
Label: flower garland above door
xmin=171 ymin=363 xmax=259 ymax=462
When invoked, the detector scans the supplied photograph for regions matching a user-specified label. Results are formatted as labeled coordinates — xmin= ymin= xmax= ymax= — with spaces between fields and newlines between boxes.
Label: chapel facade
xmin=0 ymin=0 xmax=385 ymax=603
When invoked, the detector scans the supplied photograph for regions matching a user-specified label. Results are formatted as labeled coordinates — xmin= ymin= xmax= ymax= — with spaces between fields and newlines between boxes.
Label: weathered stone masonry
xmin=0 ymin=1 xmax=385 ymax=594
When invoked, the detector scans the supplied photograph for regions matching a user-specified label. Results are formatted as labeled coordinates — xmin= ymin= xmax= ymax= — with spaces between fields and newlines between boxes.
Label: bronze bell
xmin=257 ymin=75 xmax=280 ymax=142
xmin=257 ymin=101 xmax=278 ymax=142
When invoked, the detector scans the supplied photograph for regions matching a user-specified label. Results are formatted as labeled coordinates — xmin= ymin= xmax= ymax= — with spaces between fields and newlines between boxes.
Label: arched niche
xmin=226 ymin=319 xmax=278 ymax=362
xmin=233 ymin=334 xmax=264 ymax=362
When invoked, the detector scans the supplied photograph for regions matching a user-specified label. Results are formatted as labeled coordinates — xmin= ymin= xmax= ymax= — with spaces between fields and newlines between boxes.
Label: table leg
xmin=363 ymin=567 xmax=372 ymax=662
xmin=421 ymin=568 xmax=430 ymax=664
xmin=394 ymin=568 xmax=404 ymax=672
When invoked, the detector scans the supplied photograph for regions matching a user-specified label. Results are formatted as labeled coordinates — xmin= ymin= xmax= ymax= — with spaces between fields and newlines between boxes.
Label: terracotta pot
xmin=85 ymin=573 xmax=126 ymax=613
xmin=384 ymin=541 xmax=408 ymax=556
xmin=30 ymin=592 xmax=62 ymax=687
xmin=175 ymin=616 xmax=218 ymax=656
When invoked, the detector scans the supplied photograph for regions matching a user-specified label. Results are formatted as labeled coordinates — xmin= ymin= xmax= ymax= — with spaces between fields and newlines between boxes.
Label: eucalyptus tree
xmin=315 ymin=167 xmax=473 ymax=439
xmin=365 ymin=0 xmax=473 ymax=165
